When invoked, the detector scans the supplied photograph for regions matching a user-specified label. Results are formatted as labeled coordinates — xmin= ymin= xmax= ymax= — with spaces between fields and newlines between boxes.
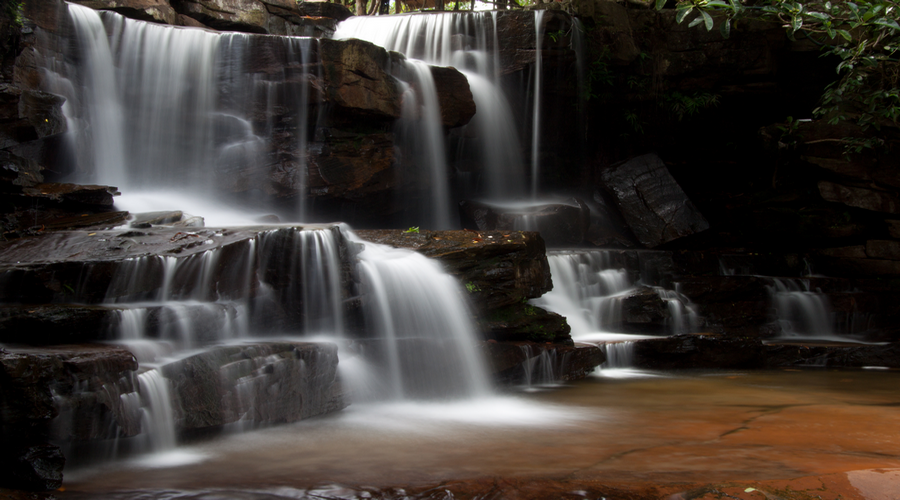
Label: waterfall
xmin=334 ymin=12 xmax=528 ymax=203
xmin=42 ymin=4 xmax=316 ymax=222
xmin=534 ymin=250 xmax=699 ymax=338
xmin=531 ymin=10 xmax=545 ymax=199
xmin=770 ymin=278 xmax=837 ymax=338
xmin=349 ymin=233 xmax=492 ymax=400
xmin=531 ymin=250 xmax=634 ymax=338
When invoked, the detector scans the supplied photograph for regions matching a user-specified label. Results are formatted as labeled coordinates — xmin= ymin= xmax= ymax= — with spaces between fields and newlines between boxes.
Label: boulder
xmin=430 ymin=65 xmax=476 ymax=128
xmin=458 ymin=198 xmax=591 ymax=247
xmin=317 ymin=38 xmax=401 ymax=122
xmin=631 ymin=334 xmax=769 ymax=369
xmin=600 ymin=153 xmax=709 ymax=247
xmin=160 ymin=342 xmax=345 ymax=431
xmin=70 ymin=0 xmax=178 ymax=24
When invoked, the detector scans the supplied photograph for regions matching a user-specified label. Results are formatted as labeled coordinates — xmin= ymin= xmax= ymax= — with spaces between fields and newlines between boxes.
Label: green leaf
xmin=655 ymin=0 xmax=666 ymax=10
xmin=676 ymin=5 xmax=694 ymax=23
xmin=791 ymin=14 xmax=803 ymax=32
xmin=720 ymin=17 xmax=732 ymax=38
xmin=689 ymin=14 xmax=704 ymax=27
xmin=825 ymin=22 xmax=835 ymax=39
xmin=805 ymin=11 xmax=829 ymax=21
xmin=873 ymin=19 xmax=900 ymax=31
xmin=706 ymin=0 xmax=728 ymax=7
xmin=700 ymin=10 xmax=714 ymax=30
xmin=837 ymin=29 xmax=853 ymax=41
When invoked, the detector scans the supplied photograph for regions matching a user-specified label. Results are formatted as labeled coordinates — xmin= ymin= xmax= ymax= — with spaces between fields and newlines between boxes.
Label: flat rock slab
xmin=600 ymin=153 xmax=709 ymax=247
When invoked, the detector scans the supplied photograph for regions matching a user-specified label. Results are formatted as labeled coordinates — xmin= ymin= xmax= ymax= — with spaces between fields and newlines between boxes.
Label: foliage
xmin=659 ymin=0 xmax=900 ymax=138
xmin=403 ymin=226 xmax=420 ymax=233
xmin=465 ymin=281 xmax=481 ymax=293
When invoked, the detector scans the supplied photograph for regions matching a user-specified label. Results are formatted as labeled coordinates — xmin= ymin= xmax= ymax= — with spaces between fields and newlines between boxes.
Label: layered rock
xmin=0 ymin=345 xmax=139 ymax=490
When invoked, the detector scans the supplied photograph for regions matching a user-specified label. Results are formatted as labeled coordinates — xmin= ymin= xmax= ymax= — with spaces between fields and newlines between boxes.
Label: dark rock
xmin=21 ymin=183 xmax=119 ymax=206
xmin=485 ymin=341 xmax=605 ymax=384
xmin=0 ymin=345 xmax=140 ymax=490
xmin=802 ymin=341 xmax=900 ymax=368
xmin=600 ymin=154 xmax=709 ymax=247
xmin=0 ymin=304 xmax=121 ymax=344
xmin=818 ymin=180 xmax=900 ymax=214
xmin=0 ymin=85 xmax=67 ymax=150
xmin=0 ymin=150 xmax=43 ymax=190
xmin=482 ymin=303 xmax=571 ymax=343
xmin=674 ymin=275 xmax=772 ymax=337
xmin=160 ymin=342 xmax=345 ymax=431
xmin=631 ymin=334 xmax=769 ymax=369
xmin=458 ymin=198 xmax=591 ymax=247
xmin=866 ymin=240 xmax=900 ymax=260
xmin=70 ymin=0 xmax=178 ymax=24
xmin=292 ymin=1 xmax=352 ymax=21
xmin=0 ymin=444 xmax=65 ymax=491
xmin=174 ymin=0 xmax=270 ymax=33
xmin=613 ymin=287 xmax=670 ymax=333
xmin=317 ymin=38 xmax=401 ymax=122
xmin=430 ymin=65 xmax=476 ymax=128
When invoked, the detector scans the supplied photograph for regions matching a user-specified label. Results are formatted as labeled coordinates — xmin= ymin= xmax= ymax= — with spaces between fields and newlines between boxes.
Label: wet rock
xmin=356 ymin=229 xmax=552 ymax=310
xmin=131 ymin=211 xmax=185 ymax=226
xmin=458 ymin=198 xmax=591 ymax=247
xmin=160 ymin=342 xmax=345 ymax=430
xmin=674 ymin=275 xmax=772 ymax=337
xmin=613 ymin=287 xmax=670 ymax=334
xmin=430 ymin=66 xmax=476 ymax=128
xmin=485 ymin=341 xmax=605 ymax=384
xmin=0 ymin=304 xmax=121 ymax=344
xmin=802 ymin=341 xmax=900 ymax=368
xmin=0 ymin=85 xmax=67 ymax=150
xmin=0 ymin=226 xmax=352 ymax=304
xmin=631 ymin=334 xmax=769 ymax=369
xmin=70 ymin=0 xmax=178 ymax=24
xmin=21 ymin=183 xmax=119 ymax=206
xmin=866 ymin=240 xmax=900 ymax=260
xmin=0 ymin=444 xmax=65 ymax=491
xmin=0 ymin=345 xmax=140 ymax=489
xmin=355 ymin=229 xmax=562 ymax=343
xmin=175 ymin=0 xmax=270 ymax=33
xmin=818 ymin=180 xmax=900 ymax=214
xmin=482 ymin=303 xmax=571 ymax=343
xmin=600 ymin=154 xmax=709 ymax=248
xmin=0 ymin=150 xmax=42 ymax=190
xmin=318 ymin=38 xmax=401 ymax=122
xmin=291 ymin=1 xmax=352 ymax=21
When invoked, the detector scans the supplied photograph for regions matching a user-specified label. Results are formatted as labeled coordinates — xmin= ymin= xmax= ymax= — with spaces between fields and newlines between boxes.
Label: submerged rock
xmin=485 ymin=341 xmax=605 ymax=384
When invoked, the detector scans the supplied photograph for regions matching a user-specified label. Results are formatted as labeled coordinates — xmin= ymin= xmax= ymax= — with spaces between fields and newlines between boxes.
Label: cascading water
xmin=531 ymin=250 xmax=634 ymax=338
xmin=334 ymin=12 xmax=529 ymax=203
xmin=530 ymin=10 xmax=545 ymax=199
xmin=42 ymin=3 xmax=316 ymax=223
xmin=347 ymin=233 xmax=492 ymax=400
xmin=769 ymin=278 xmax=837 ymax=339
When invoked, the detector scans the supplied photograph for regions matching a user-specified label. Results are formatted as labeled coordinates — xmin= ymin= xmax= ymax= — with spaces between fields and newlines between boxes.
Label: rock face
xmin=600 ymin=154 xmax=709 ymax=248
xmin=0 ymin=345 xmax=139 ymax=490
xmin=354 ymin=229 xmax=572 ymax=343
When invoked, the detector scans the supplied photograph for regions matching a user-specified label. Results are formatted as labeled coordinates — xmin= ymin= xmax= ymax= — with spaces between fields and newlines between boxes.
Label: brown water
xmin=59 ymin=368 xmax=900 ymax=499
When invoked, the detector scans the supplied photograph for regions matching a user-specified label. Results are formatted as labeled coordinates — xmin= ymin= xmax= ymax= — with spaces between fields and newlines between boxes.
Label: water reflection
xmin=60 ymin=368 xmax=900 ymax=498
